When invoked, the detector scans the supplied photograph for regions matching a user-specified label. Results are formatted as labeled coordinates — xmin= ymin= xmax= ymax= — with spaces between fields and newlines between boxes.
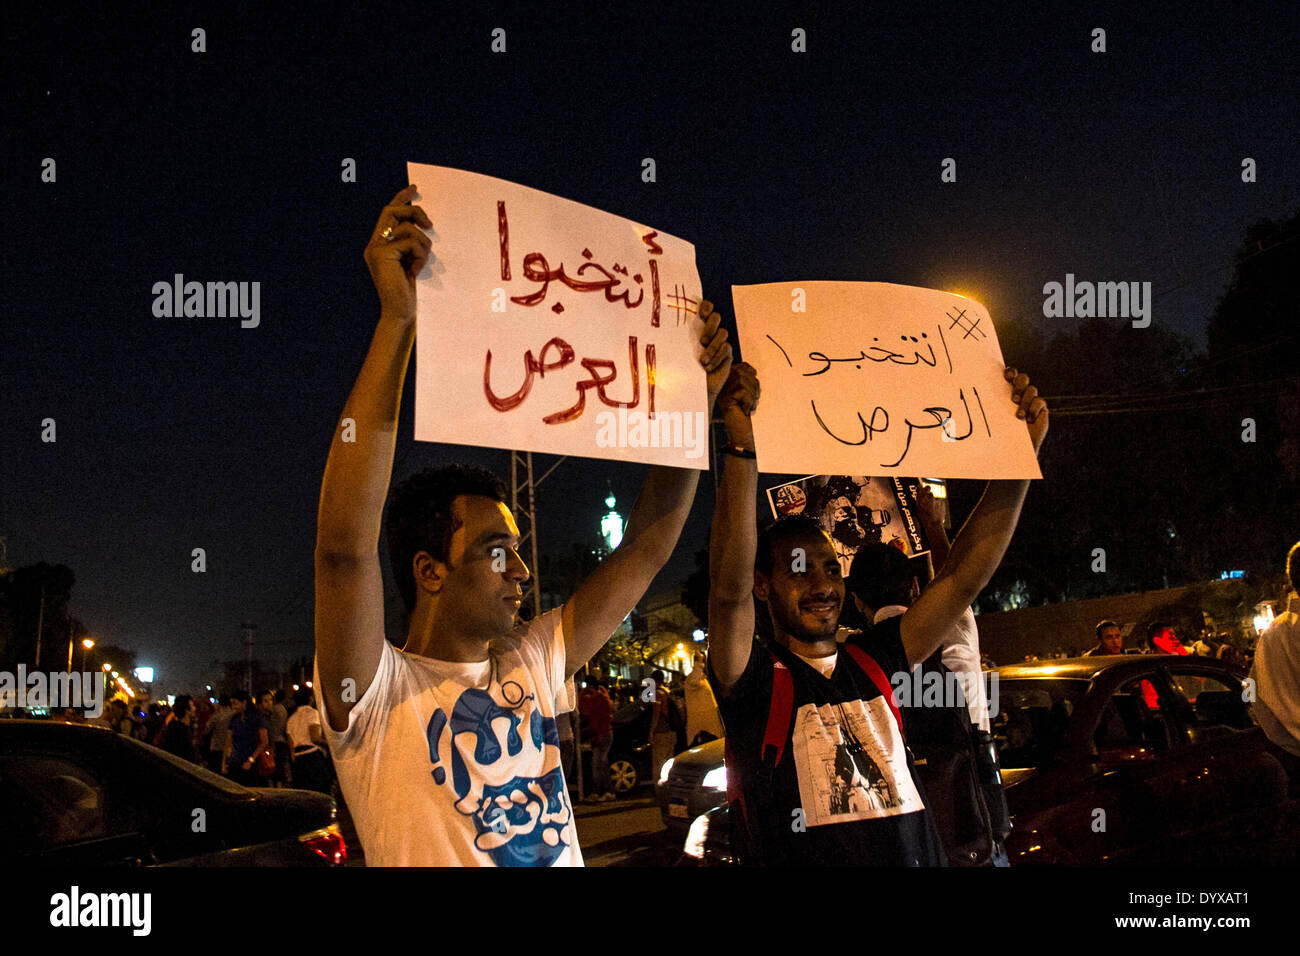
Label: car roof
xmin=0 ymin=717 xmax=117 ymax=736
xmin=991 ymin=655 xmax=1238 ymax=681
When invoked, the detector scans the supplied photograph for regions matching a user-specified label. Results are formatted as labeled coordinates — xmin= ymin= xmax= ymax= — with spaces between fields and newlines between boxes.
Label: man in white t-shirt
xmin=314 ymin=185 xmax=733 ymax=866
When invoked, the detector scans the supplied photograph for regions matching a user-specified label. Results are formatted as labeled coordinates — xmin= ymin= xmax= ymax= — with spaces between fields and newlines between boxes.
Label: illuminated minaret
xmin=600 ymin=487 xmax=624 ymax=553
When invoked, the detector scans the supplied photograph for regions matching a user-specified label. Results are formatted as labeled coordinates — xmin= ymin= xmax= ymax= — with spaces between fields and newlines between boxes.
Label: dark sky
xmin=3 ymin=3 xmax=1296 ymax=693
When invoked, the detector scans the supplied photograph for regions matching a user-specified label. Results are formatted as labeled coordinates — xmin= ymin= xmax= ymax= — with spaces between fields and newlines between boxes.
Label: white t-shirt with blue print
xmin=316 ymin=608 xmax=581 ymax=866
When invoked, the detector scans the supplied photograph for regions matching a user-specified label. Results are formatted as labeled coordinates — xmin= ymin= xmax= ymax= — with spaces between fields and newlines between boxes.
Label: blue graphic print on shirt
xmin=424 ymin=680 xmax=572 ymax=866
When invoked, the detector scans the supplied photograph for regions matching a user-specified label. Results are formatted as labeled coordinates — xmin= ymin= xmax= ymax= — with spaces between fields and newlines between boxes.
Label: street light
xmin=81 ymin=637 xmax=94 ymax=672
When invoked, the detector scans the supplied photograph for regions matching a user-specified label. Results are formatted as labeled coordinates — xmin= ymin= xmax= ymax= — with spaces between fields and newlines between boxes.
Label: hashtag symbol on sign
xmin=668 ymin=286 xmax=698 ymax=325
xmin=947 ymin=307 xmax=986 ymax=341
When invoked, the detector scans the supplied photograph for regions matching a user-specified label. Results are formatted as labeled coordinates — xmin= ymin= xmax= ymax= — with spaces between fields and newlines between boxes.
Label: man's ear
xmin=412 ymin=550 xmax=449 ymax=596
xmin=752 ymin=570 xmax=769 ymax=603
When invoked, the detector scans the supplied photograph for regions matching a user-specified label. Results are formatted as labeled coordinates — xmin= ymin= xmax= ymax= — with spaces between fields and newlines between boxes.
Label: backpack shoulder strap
xmin=761 ymin=649 xmax=795 ymax=767
xmin=842 ymin=642 xmax=906 ymax=742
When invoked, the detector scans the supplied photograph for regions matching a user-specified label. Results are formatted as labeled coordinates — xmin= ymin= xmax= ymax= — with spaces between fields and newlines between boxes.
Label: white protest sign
xmin=731 ymin=282 xmax=1041 ymax=479
xmin=407 ymin=163 xmax=708 ymax=467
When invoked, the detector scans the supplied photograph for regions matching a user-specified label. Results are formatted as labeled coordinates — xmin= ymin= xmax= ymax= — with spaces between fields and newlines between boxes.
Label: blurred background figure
xmin=1084 ymin=620 xmax=1124 ymax=656
xmin=1249 ymin=542 xmax=1300 ymax=795
xmin=286 ymin=688 xmax=332 ymax=793
xmin=684 ymin=651 xmax=723 ymax=747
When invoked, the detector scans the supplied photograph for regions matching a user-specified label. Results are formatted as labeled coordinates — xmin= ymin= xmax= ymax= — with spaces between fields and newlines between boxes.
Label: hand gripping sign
xmin=407 ymin=163 xmax=708 ymax=468
xmin=731 ymin=282 xmax=1041 ymax=479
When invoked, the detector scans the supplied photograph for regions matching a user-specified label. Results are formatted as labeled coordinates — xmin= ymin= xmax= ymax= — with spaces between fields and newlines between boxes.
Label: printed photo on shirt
xmin=791 ymin=696 xmax=924 ymax=827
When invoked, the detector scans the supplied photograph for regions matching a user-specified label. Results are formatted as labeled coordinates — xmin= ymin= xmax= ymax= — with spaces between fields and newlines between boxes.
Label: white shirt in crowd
xmin=875 ymin=605 xmax=990 ymax=732
xmin=1250 ymin=592 xmax=1300 ymax=757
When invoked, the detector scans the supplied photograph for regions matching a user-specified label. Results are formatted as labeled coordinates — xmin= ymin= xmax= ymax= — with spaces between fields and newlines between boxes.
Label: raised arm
xmin=315 ymin=185 xmax=433 ymax=731
xmin=706 ymin=363 xmax=761 ymax=696
xmin=899 ymin=367 xmax=1048 ymax=668
xmin=560 ymin=302 xmax=733 ymax=678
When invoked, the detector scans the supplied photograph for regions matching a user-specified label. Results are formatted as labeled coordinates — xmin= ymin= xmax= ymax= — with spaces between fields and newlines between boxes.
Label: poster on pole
xmin=407 ymin=162 xmax=709 ymax=467
xmin=767 ymin=475 xmax=936 ymax=578
xmin=731 ymin=282 xmax=1041 ymax=479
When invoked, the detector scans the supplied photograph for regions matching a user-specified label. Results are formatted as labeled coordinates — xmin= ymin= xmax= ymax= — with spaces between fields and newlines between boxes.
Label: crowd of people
xmin=60 ymin=686 xmax=336 ymax=795
xmin=1075 ymin=619 xmax=1255 ymax=670
xmin=567 ymin=651 xmax=724 ymax=803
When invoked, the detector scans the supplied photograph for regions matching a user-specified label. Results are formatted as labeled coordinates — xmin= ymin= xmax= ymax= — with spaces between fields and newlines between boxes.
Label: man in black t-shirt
xmin=707 ymin=362 xmax=1048 ymax=865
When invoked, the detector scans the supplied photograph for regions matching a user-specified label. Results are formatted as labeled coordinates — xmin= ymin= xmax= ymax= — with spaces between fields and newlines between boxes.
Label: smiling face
xmin=417 ymin=494 xmax=531 ymax=639
xmin=753 ymin=529 xmax=844 ymax=645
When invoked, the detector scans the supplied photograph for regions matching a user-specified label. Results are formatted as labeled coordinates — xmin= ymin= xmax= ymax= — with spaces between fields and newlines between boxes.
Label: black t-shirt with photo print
xmin=712 ymin=616 xmax=946 ymax=866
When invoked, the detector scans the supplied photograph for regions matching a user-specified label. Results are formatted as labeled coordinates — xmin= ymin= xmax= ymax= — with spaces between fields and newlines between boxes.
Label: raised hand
xmin=363 ymin=184 xmax=433 ymax=321
xmin=716 ymin=362 xmax=761 ymax=451
xmin=1004 ymin=366 xmax=1049 ymax=453
xmin=696 ymin=300 xmax=733 ymax=406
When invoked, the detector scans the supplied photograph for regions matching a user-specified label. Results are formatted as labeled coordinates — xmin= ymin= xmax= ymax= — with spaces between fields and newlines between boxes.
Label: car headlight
xmin=658 ymin=756 xmax=675 ymax=784
xmin=701 ymin=765 xmax=727 ymax=791
xmin=683 ymin=812 xmax=710 ymax=860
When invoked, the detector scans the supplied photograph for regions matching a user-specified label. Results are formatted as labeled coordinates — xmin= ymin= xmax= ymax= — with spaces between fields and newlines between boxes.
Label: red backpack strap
xmin=843 ymin=643 xmax=906 ymax=742
xmin=761 ymin=651 xmax=795 ymax=766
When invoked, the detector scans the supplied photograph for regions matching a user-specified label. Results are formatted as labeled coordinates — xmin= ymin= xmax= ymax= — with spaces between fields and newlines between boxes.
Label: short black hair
xmin=1147 ymin=621 xmax=1171 ymax=640
xmin=173 ymin=695 xmax=193 ymax=719
xmin=1095 ymin=619 xmax=1119 ymax=638
xmin=385 ymin=465 xmax=510 ymax=613
xmin=846 ymin=543 xmax=914 ymax=611
xmin=229 ymin=690 xmax=250 ymax=703
xmin=755 ymin=514 xmax=829 ymax=577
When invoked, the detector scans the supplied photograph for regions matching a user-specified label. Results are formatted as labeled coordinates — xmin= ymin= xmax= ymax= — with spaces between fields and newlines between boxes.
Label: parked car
xmin=579 ymin=701 xmax=654 ymax=795
xmin=669 ymin=656 xmax=1300 ymax=865
xmin=655 ymin=736 xmax=726 ymax=835
xmin=0 ymin=719 xmax=346 ymax=866
xmin=993 ymin=655 xmax=1298 ymax=865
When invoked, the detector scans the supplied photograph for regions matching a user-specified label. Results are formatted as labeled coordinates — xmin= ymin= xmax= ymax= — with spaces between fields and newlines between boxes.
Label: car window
xmin=135 ymin=735 xmax=250 ymax=796
xmin=0 ymin=755 xmax=111 ymax=852
xmin=1167 ymin=671 xmax=1251 ymax=737
xmin=991 ymin=679 xmax=1088 ymax=769
xmin=1094 ymin=677 xmax=1174 ymax=755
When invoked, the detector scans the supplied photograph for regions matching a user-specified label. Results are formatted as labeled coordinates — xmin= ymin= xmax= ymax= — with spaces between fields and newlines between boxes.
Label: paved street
xmin=573 ymin=792 xmax=680 ymax=866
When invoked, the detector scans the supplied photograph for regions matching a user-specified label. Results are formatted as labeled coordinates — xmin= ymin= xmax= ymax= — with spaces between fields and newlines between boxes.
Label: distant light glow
xmin=133 ymin=667 xmax=154 ymax=683
xmin=920 ymin=478 xmax=947 ymax=500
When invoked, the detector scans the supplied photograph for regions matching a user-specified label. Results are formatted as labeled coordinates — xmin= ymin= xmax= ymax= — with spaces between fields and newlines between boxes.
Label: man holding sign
xmin=313 ymin=186 xmax=732 ymax=866
xmin=707 ymin=358 xmax=1046 ymax=865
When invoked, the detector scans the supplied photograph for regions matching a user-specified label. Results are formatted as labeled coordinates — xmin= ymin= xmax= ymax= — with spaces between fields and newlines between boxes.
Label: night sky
xmin=3 ymin=3 xmax=1296 ymax=693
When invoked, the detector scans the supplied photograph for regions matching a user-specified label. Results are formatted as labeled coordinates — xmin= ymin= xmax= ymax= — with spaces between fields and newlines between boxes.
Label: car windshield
xmin=990 ymin=678 xmax=1090 ymax=769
